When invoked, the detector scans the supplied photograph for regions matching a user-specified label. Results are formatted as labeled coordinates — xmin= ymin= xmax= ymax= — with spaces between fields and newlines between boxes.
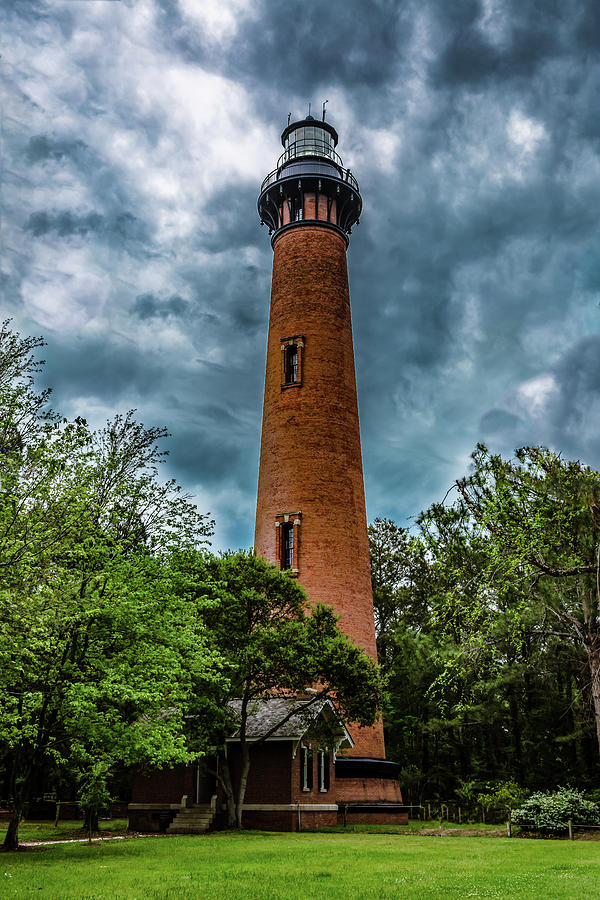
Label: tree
xmin=369 ymin=502 xmax=599 ymax=805
xmin=452 ymin=445 xmax=600 ymax=754
xmin=0 ymin=324 xmax=219 ymax=849
xmin=178 ymin=551 xmax=383 ymax=828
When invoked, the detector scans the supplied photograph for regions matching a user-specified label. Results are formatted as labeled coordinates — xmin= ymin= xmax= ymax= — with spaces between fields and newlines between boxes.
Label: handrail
xmin=278 ymin=139 xmax=345 ymax=169
xmin=260 ymin=164 xmax=359 ymax=194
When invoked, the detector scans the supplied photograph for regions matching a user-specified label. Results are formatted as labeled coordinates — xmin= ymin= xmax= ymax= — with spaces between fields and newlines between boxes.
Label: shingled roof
xmin=227 ymin=697 xmax=353 ymax=747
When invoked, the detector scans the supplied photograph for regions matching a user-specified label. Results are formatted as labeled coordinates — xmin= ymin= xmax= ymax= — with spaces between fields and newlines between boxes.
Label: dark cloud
xmin=132 ymin=293 xmax=189 ymax=320
xmin=25 ymin=135 xmax=89 ymax=166
xmin=158 ymin=0 xmax=411 ymax=96
xmin=5 ymin=0 xmax=600 ymax=547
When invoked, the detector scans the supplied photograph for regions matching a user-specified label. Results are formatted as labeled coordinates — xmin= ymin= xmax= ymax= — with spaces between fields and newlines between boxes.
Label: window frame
xmin=280 ymin=335 xmax=304 ymax=389
xmin=300 ymin=746 xmax=313 ymax=792
xmin=318 ymin=751 xmax=330 ymax=793
xmin=274 ymin=512 xmax=301 ymax=574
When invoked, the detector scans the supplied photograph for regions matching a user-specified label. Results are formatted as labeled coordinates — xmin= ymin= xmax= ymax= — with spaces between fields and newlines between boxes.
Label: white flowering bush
xmin=511 ymin=788 xmax=600 ymax=834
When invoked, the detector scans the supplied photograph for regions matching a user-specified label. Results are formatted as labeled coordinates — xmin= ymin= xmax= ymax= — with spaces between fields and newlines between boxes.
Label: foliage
xmin=511 ymin=787 xmax=600 ymax=834
xmin=178 ymin=550 xmax=382 ymax=827
xmin=476 ymin=781 xmax=529 ymax=813
xmin=369 ymin=455 xmax=600 ymax=805
xmin=78 ymin=762 xmax=112 ymax=838
xmin=451 ymin=445 xmax=600 ymax=753
xmin=0 ymin=323 xmax=220 ymax=849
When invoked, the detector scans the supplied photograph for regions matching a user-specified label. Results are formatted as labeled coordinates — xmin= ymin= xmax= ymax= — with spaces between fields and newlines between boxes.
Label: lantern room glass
xmin=284 ymin=125 xmax=334 ymax=161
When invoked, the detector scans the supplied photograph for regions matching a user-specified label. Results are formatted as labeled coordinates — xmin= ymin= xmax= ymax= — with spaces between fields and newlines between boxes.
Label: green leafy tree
xmin=179 ymin=551 xmax=383 ymax=828
xmin=453 ymin=445 xmax=600 ymax=754
xmin=369 ymin=499 xmax=598 ymax=805
xmin=0 ymin=325 xmax=219 ymax=850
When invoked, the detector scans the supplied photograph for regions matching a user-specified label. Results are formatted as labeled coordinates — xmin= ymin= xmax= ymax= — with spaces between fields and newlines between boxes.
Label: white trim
xmin=128 ymin=803 xmax=184 ymax=810
xmin=243 ymin=804 xmax=338 ymax=812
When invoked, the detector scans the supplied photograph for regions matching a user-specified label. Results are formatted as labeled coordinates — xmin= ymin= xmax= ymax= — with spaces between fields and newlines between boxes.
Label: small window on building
xmin=284 ymin=344 xmax=298 ymax=384
xmin=318 ymin=752 xmax=330 ymax=792
xmin=281 ymin=522 xmax=294 ymax=570
xmin=300 ymin=747 xmax=313 ymax=791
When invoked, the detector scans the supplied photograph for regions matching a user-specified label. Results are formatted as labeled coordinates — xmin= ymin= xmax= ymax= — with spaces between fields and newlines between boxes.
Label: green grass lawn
xmin=1 ymin=830 xmax=599 ymax=899
xmin=3 ymin=819 xmax=129 ymax=843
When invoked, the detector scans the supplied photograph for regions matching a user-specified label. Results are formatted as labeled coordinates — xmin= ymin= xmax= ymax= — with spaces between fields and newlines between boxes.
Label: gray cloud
xmin=3 ymin=0 xmax=600 ymax=547
xmin=132 ymin=293 xmax=189 ymax=321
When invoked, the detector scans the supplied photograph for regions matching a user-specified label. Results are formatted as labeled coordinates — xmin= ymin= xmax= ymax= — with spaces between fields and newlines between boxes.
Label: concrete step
xmin=167 ymin=804 xmax=216 ymax=834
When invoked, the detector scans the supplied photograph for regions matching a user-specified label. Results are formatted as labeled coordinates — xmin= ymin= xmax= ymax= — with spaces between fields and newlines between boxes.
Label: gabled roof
xmin=227 ymin=697 xmax=353 ymax=748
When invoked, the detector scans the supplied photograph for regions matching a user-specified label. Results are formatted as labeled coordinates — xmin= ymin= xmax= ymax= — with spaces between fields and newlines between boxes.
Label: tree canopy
xmin=175 ymin=550 xmax=382 ymax=827
xmin=370 ymin=445 xmax=600 ymax=808
xmin=0 ymin=324 xmax=218 ymax=849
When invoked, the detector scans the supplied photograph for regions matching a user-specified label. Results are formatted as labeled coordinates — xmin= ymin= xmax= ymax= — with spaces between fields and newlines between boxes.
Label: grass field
xmin=3 ymin=819 xmax=129 ymax=843
xmin=1 ymin=830 xmax=599 ymax=899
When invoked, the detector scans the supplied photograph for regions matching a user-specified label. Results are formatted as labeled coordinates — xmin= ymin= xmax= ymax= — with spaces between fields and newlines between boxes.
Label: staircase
xmin=167 ymin=803 xmax=216 ymax=834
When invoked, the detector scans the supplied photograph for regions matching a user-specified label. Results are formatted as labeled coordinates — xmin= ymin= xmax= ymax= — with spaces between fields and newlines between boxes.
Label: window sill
xmin=281 ymin=381 xmax=302 ymax=390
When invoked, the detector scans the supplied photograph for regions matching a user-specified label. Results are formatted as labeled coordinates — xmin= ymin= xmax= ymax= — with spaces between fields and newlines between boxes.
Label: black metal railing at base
xmin=260 ymin=161 xmax=359 ymax=194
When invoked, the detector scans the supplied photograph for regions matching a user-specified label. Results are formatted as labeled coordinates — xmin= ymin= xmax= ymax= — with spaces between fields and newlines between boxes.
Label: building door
xmin=195 ymin=758 xmax=216 ymax=804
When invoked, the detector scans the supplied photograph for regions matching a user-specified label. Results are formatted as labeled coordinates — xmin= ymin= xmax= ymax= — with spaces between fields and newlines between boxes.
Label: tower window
xmin=281 ymin=522 xmax=294 ymax=570
xmin=280 ymin=336 xmax=304 ymax=389
xmin=275 ymin=512 xmax=301 ymax=573
xmin=284 ymin=344 xmax=298 ymax=384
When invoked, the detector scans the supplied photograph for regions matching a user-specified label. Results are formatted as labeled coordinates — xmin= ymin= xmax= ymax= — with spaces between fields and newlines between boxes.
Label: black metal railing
xmin=278 ymin=138 xmax=344 ymax=169
xmin=260 ymin=162 xmax=359 ymax=194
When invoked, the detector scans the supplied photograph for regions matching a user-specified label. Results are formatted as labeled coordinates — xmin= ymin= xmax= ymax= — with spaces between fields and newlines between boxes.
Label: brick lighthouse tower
xmin=255 ymin=112 xmax=404 ymax=820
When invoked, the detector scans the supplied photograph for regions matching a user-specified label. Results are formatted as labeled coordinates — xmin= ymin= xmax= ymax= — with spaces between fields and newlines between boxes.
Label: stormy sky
xmin=3 ymin=0 xmax=600 ymax=549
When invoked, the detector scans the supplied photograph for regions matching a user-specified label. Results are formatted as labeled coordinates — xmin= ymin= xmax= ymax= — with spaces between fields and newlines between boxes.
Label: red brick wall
xmin=254 ymin=224 xmax=384 ymax=759
xmin=335 ymin=776 xmax=403 ymax=804
xmin=340 ymin=811 xmax=409 ymax=826
xmin=131 ymin=765 xmax=194 ymax=804
xmin=226 ymin=742 xmax=293 ymax=804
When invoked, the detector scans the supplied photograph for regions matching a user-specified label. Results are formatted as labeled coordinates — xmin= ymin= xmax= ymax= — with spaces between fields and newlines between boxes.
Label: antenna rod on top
xmin=322 ymin=99 xmax=328 ymax=121
xmin=287 ymin=112 xmax=291 ymax=126
xmin=308 ymin=102 xmax=311 ymax=117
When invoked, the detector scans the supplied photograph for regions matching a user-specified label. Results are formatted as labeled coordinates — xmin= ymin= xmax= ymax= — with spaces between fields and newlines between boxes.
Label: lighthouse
xmin=127 ymin=113 xmax=405 ymax=834
xmin=255 ymin=113 xmax=405 ymax=822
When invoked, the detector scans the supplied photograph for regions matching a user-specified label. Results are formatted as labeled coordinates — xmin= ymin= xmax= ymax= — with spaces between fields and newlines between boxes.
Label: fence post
xmin=568 ymin=819 xmax=573 ymax=841
xmin=458 ymin=806 xmax=462 ymax=824
xmin=427 ymin=803 xmax=431 ymax=821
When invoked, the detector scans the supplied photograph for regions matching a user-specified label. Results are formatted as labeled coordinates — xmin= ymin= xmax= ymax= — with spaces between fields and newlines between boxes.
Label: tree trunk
xmin=585 ymin=638 xmax=600 ymax=756
xmin=83 ymin=809 xmax=99 ymax=835
xmin=217 ymin=752 xmax=237 ymax=828
xmin=235 ymin=741 xmax=251 ymax=830
xmin=3 ymin=804 xmax=23 ymax=851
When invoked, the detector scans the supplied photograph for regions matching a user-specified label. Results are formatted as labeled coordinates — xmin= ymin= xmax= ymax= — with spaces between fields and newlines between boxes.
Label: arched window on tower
xmin=275 ymin=512 xmax=301 ymax=573
xmin=281 ymin=336 xmax=304 ymax=389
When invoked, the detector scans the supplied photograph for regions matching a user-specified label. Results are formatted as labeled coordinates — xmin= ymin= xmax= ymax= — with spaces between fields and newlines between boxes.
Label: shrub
xmin=511 ymin=787 xmax=600 ymax=834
